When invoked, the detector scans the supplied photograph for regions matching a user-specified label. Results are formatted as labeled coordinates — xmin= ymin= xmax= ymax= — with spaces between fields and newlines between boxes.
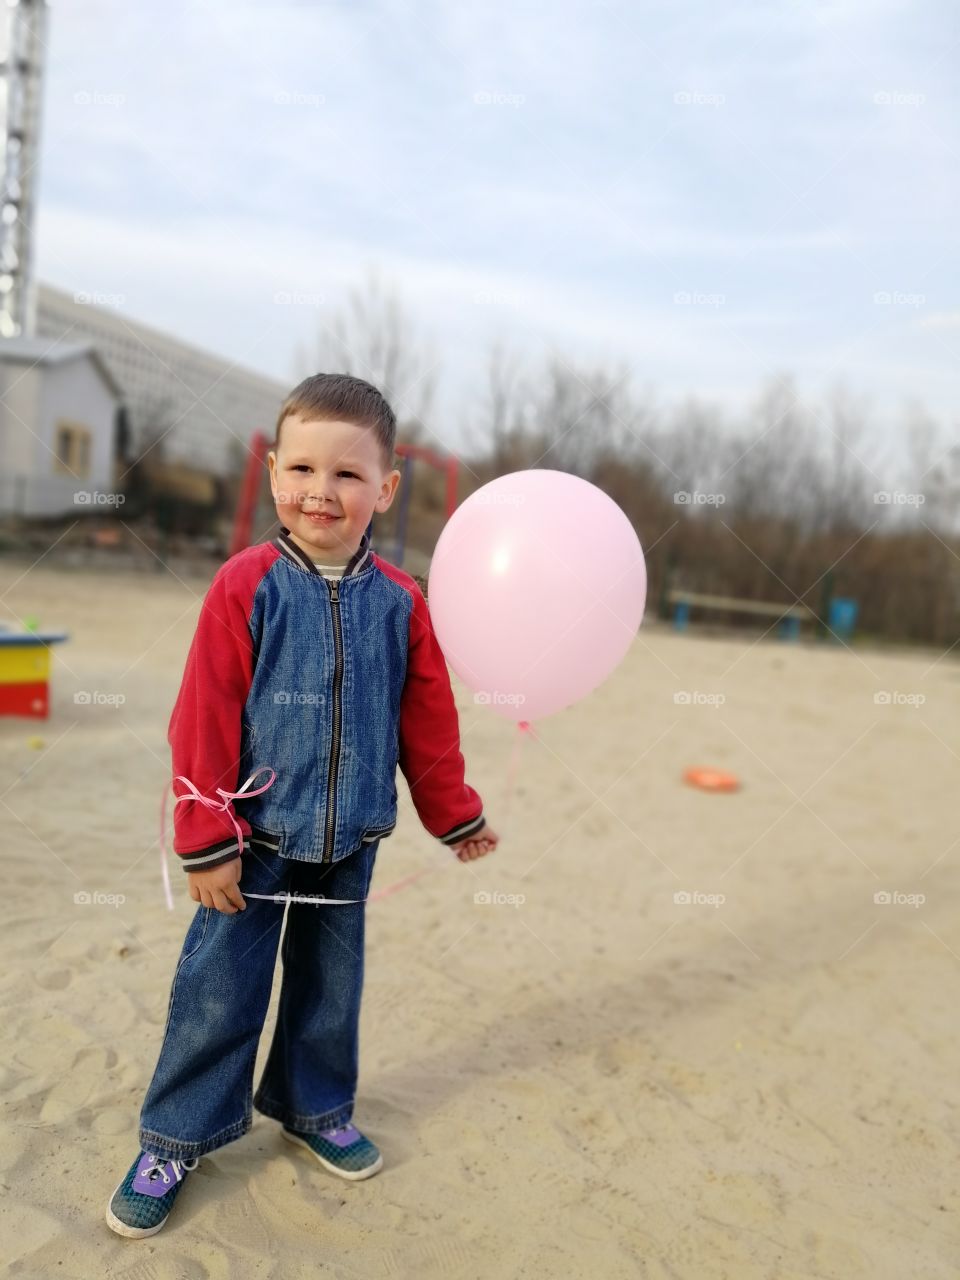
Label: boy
xmin=106 ymin=373 xmax=499 ymax=1238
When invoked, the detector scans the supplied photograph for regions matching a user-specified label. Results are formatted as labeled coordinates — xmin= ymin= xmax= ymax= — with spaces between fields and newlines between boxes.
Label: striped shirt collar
xmin=274 ymin=526 xmax=373 ymax=578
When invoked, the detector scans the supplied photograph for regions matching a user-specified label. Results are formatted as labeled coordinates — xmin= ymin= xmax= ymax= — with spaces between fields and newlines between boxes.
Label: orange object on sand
xmin=684 ymin=766 xmax=740 ymax=793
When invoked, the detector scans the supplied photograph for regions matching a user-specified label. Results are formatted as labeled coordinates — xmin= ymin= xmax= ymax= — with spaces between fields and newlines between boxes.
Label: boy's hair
xmin=273 ymin=373 xmax=397 ymax=472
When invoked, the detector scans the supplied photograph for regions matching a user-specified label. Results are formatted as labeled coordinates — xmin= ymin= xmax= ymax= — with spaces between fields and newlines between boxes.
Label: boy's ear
xmin=375 ymin=468 xmax=402 ymax=512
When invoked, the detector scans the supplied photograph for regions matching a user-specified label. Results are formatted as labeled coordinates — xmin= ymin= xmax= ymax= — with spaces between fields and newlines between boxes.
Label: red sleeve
xmin=397 ymin=579 xmax=486 ymax=845
xmin=167 ymin=560 xmax=257 ymax=870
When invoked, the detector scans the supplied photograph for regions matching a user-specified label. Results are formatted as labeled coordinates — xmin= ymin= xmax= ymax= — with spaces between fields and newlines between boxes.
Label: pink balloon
xmin=427 ymin=470 xmax=647 ymax=722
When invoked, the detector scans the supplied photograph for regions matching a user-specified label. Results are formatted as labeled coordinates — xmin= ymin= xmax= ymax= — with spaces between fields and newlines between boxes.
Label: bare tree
xmin=462 ymin=340 xmax=533 ymax=473
xmin=301 ymin=270 xmax=439 ymax=440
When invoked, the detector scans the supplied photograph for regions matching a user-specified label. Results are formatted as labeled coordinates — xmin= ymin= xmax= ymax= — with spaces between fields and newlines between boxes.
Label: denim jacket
xmin=168 ymin=527 xmax=485 ymax=872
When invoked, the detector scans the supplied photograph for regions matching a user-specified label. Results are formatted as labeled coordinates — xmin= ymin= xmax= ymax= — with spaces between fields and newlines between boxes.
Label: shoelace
xmin=140 ymin=1154 xmax=199 ymax=1184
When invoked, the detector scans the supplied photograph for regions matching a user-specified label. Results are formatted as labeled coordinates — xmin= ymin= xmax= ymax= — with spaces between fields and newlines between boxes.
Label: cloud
xmin=35 ymin=0 xmax=960 ymax=441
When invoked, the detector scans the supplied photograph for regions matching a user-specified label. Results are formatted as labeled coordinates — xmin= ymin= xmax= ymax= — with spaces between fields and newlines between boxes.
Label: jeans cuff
xmin=253 ymin=1092 xmax=354 ymax=1133
xmin=138 ymin=1116 xmax=250 ymax=1161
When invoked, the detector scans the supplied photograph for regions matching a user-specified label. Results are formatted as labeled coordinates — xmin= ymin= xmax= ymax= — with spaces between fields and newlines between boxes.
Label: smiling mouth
xmin=305 ymin=513 xmax=341 ymax=522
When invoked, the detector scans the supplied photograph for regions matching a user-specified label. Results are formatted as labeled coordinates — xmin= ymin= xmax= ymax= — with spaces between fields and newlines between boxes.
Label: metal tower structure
xmin=0 ymin=0 xmax=49 ymax=338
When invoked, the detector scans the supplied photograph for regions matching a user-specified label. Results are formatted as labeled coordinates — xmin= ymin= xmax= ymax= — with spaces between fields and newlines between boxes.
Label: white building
xmin=0 ymin=283 xmax=289 ymax=519
xmin=35 ymin=283 xmax=287 ymax=475
xmin=0 ymin=338 xmax=122 ymax=518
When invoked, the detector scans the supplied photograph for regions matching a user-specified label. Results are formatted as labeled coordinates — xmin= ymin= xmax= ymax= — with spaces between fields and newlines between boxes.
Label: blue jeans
xmin=138 ymin=841 xmax=380 ymax=1161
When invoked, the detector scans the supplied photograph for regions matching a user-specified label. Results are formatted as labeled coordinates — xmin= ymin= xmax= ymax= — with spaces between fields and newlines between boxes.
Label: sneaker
xmin=105 ymin=1151 xmax=199 ymax=1238
xmin=281 ymin=1122 xmax=383 ymax=1180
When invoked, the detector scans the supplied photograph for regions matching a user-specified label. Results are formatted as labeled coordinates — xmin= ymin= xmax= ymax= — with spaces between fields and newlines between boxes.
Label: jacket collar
xmin=274 ymin=526 xmax=373 ymax=578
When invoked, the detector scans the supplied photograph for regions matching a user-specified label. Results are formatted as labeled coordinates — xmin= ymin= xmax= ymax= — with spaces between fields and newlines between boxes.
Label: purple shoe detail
xmin=318 ymin=1123 xmax=361 ymax=1149
xmin=133 ymin=1153 xmax=195 ymax=1198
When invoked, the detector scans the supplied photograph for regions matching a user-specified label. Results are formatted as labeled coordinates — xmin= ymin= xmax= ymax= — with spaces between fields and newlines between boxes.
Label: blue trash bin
xmin=828 ymin=597 xmax=858 ymax=640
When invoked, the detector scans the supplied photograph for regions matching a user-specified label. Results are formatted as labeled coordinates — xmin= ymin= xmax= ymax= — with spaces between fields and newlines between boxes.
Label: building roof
xmin=37 ymin=283 xmax=288 ymax=397
xmin=0 ymin=336 xmax=124 ymax=399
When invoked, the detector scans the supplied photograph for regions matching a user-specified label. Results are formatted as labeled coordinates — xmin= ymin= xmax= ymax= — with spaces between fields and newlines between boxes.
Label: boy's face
xmin=267 ymin=415 xmax=400 ymax=561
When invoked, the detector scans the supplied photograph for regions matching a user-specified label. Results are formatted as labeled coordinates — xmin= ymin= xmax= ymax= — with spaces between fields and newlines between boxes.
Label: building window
xmin=53 ymin=421 xmax=93 ymax=477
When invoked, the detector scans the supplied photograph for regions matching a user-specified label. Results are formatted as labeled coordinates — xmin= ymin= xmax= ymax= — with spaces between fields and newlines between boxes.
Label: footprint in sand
xmin=33 ymin=968 xmax=72 ymax=991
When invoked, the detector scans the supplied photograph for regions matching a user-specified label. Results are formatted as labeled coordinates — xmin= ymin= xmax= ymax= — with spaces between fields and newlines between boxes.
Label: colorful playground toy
xmin=683 ymin=766 xmax=740 ymax=793
xmin=0 ymin=624 xmax=70 ymax=719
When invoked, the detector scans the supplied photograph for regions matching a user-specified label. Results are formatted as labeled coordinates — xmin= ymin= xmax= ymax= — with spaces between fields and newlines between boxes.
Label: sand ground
xmin=1 ymin=558 xmax=958 ymax=1279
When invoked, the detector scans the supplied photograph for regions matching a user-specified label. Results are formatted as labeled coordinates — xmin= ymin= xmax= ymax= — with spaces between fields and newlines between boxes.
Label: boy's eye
xmin=289 ymin=466 xmax=357 ymax=477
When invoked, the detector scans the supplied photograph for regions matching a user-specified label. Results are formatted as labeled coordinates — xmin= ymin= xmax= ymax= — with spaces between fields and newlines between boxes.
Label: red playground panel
xmin=0 ymin=630 xmax=70 ymax=720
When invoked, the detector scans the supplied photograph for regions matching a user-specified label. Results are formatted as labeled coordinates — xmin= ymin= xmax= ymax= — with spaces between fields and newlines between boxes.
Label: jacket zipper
xmin=322 ymin=577 xmax=345 ymax=863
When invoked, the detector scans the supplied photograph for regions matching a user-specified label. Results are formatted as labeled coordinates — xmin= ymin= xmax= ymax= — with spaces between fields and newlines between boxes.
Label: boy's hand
xmin=187 ymin=858 xmax=246 ymax=914
xmin=450 ymin=822 xmax=499 ymax=862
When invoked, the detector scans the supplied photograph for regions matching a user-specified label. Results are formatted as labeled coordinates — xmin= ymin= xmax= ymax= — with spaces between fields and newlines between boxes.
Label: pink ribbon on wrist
xmin=160 ymin=766 xmax=277 ymax=910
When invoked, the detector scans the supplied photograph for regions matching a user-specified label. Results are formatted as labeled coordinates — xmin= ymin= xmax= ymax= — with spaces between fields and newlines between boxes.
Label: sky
xmin=33 ymin=0 xmax=960 ymax=452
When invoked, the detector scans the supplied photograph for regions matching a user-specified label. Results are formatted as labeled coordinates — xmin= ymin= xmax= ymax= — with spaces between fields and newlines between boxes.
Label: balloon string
xmin=160 ymin=767 xmax=461 ymax=908
xmin=501 ymin=719 xmax=535 ymax=823
xmin=160 ymin=767 xmax=278 ymax=911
